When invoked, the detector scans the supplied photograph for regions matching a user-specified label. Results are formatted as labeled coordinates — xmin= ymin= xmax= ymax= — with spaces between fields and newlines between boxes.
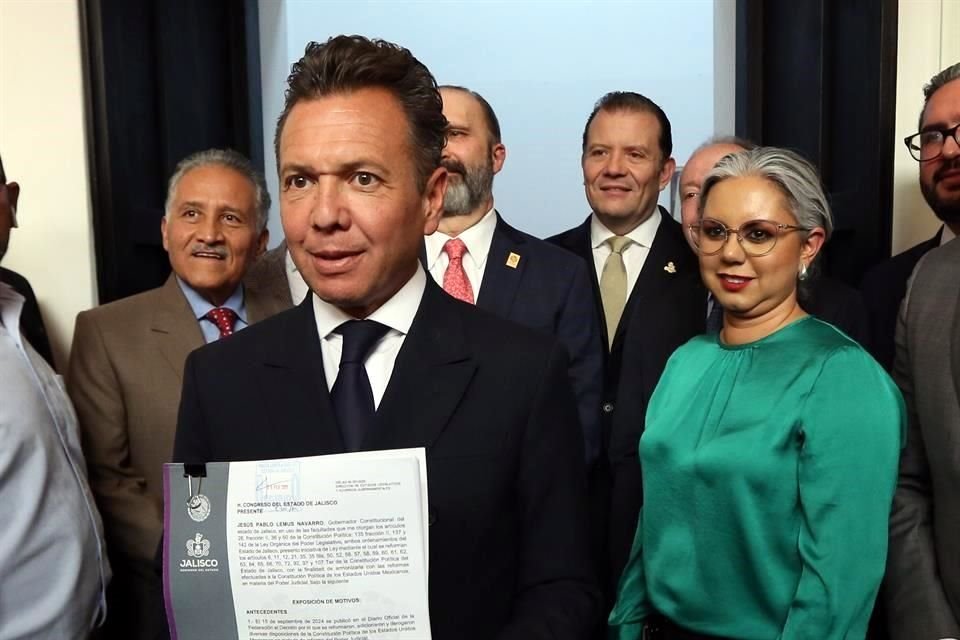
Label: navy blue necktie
xmin=331 ymin=320 xmax=390 ymax=452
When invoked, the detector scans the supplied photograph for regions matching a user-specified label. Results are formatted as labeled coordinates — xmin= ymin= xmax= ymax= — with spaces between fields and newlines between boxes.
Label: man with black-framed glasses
xmin=861 ymin=62 xmax=960 ymax=371
xmin=883 ymin=61 xmax=960 ymax=640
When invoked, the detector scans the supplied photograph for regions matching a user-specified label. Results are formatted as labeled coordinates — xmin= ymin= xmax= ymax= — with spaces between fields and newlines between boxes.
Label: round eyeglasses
xmin=904 ymin=122 xmax=960 ymax=162
xmin=687 ymin=217 xmax=809 ymax=257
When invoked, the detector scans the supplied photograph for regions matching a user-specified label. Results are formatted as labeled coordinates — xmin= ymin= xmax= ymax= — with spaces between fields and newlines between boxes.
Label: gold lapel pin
xmin=664 ymin=261 xmax=676 ymax=274
xmin=506 ymin=252 xmax=521 ymax=269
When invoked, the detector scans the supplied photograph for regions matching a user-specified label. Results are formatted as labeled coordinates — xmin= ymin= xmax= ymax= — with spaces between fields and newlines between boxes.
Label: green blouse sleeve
xmin=607 ymin=510 xmax=649 ymax=640
xmin=779 ymin=346 xmax=905 ymax=639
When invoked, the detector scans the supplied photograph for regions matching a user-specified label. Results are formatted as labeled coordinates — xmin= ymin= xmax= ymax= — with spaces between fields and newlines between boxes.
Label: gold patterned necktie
xmin=599 ymin=236 xmax=632 ymax=349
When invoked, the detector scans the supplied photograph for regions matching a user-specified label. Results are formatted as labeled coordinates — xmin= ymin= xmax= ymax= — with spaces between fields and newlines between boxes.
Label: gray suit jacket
xmin=885 ymin=237 xmax=960 ymax=639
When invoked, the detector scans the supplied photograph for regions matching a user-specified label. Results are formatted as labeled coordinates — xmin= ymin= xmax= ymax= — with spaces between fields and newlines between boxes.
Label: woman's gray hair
xmin=164 ymin=148 xmax=270 ymax=233
xmin=698 ymin=146 xmax=833 ymax=241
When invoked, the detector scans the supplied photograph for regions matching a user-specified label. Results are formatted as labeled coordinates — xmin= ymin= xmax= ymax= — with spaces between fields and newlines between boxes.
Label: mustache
xmin=935 ymin=157 xmax=960 ymax=180
xmin=441 ymin=158 xmax=467 ymax=175
xmin=190 ymin=244 xmax=228 ymax=258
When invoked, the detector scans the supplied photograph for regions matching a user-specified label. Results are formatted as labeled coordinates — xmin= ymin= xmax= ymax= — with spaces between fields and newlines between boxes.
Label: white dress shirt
xmin=424 ymin=208 xmax=497 ymax=298
xmin=590 ymin=207 xmax=662 ymax=300
xmin=311 ymin=266 xmax=426 ymax=408
xmin=941 ymin=224 xmax=956 ymax=245
xmin=284 ymin=249 xmax=311 ymax=305
xmin=0 ymin=282 xmax=110 ymax=639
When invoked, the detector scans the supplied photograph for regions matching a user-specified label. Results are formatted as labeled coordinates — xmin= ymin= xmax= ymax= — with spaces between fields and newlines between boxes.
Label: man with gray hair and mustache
xmin=424 ymin=85 xmax=603 ymax=465
xmin=67 ymin=148 xmax=286 ymax=639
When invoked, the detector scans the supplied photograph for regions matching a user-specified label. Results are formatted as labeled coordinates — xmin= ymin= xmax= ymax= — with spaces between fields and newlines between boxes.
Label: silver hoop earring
xmin=798 ymin=262 xmax=808 ymax=281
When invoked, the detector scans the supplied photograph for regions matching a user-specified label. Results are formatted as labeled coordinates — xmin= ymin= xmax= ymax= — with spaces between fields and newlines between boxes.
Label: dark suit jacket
xmin=799 ymin=275 xmax=871 ymax=347
xmin=860 ymin=229 xmax=942 ymax=370
xmin=0 ymin=266 xmax=54 ymax=367
xmin=549 ymin=210 xmax=706 ymax=599
xmin=173 ymin=280 xmax=600 ymax=640
xmin=424 ymin=214 xmax=604 ymax=463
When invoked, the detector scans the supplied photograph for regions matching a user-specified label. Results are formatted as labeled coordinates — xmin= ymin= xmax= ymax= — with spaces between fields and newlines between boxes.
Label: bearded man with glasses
xmin=884 ymin=61 xmax=960 ymax=640
xmin=861 ymin=62 xmax=960 ymax=371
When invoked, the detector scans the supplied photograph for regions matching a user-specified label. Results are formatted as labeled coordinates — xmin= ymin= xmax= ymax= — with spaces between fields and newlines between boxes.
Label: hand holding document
xmin=163 ymin=448 xmax=430 ymax=640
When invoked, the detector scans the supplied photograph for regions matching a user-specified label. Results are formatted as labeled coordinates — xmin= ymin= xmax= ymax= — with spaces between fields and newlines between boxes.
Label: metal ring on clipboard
xmin=185 ymin=474 xmax=211 ymax=522
xmin=186 ymin=475 xmax=203 ymax=509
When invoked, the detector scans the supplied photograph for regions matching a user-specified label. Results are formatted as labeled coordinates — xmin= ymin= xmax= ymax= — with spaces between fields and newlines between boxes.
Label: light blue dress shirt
xmin=0 ymin=282 xmax=110 ymax=639
xmin=175 ymin=277 xmax=249 ymax=343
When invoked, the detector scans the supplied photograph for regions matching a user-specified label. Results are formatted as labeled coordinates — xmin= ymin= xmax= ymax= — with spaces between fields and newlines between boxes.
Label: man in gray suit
xmin=885 ymin=63 xmax=960 ymax=639
xmin=67 ymin=149 xmax=285 ymax=639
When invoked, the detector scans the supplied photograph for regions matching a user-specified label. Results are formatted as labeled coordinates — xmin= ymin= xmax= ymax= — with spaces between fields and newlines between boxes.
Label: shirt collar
xmin=424 ymin=208 xmax=498 ymax=270
xmin=590 ymin=207 xmax=662 ymax=250
xmin=284 ymin=248 xmax=299 ymax=275
xmin=312 ymin=264 xmax=426 ymax=340
xmin=175 ymin=276 xmax=247 ymax=324
xmin=940 ymin=224 xmax=956 ymax=246
xmin=0 ymin=281 xmax=24 ymax=334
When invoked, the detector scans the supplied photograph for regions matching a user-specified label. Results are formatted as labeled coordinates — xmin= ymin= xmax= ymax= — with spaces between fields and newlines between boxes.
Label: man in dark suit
xmin=679 ymin=136 xmax=871 ymax=345
xmin=861 ymin=63 xmax=959 ymax=372
xmin=421 ymin=85 xmax=603 ymax=462
xmin=548 ymin=92 xmax=705 ymax=605
xmin=0 ymin=153 xmax=54 ymax=367
xmin=173 ymin=36 xmax=598 ymax=639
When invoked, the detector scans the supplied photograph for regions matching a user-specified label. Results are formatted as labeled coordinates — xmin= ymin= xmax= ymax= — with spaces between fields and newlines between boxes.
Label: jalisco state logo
xmin=186 ymin=533 xmax=211 ymax=558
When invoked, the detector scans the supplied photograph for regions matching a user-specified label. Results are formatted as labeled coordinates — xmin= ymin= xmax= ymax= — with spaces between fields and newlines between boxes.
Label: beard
xmin=921 ymin=158 xmax=960 ymax=224
xmin=442 ymin=157 xmax=494 ymax=217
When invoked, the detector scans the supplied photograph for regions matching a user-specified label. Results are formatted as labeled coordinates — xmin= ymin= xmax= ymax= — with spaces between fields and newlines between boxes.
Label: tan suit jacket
xmin=243 ymin=241 xmax=298 ymax=309
xmin=67 ymin=275 xmax=285 ymax=565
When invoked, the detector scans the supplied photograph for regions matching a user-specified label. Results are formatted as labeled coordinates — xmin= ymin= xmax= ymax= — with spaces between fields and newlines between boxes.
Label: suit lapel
xmin=246 ymin=260 xmax=292 ymax=322
xmin=562 ymin=217 xmax=607 ymax=345
xmin=150 ymin=275 xmax=205 ymax=382
xmin=476 ymin=214 xmax=526 ymax=318
xmin=367 ymin=282 xmax=476 ymax=452
xmin=613 ymin=212 xmax=688 ymax=349
xmin=951 ymin=279 xmax=960 ymax=408
xmin=261 ymin=298 xmax=345 ymax=453
xmin=245 ymin=241 xmax=295 ymax=314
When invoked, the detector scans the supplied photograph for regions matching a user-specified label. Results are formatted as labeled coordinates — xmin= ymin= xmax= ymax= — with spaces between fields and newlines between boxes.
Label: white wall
xmin=0 ymin=0 xmax=98 ymax=370
xmin=891 ymin=0 xmax=960 ymax=253
xmin=259 ymin=0 xmax=730 ymax=244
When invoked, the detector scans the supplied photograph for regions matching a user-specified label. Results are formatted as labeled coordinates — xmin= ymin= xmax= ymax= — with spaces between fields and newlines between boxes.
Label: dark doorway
xmin=80 ymin=0 xmax=263 ymax=303
xmin=736 ymin=0 xmax=899 ymax=285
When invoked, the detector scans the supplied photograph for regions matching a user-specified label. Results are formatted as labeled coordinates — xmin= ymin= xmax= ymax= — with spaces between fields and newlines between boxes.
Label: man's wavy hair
xmin=273 ymin=35 xmax=447 ymax=192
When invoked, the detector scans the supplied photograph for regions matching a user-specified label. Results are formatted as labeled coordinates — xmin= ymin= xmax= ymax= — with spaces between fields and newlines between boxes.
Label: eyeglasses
xmin=904 ymin=122 xmax=960 ymax=162
xmin=687 ymin=217 xmax=809 ymax=257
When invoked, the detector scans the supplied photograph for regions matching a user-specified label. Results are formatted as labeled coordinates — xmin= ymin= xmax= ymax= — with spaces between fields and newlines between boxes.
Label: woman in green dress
xmin=608 ymin=147 xmax=904 ymax=640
